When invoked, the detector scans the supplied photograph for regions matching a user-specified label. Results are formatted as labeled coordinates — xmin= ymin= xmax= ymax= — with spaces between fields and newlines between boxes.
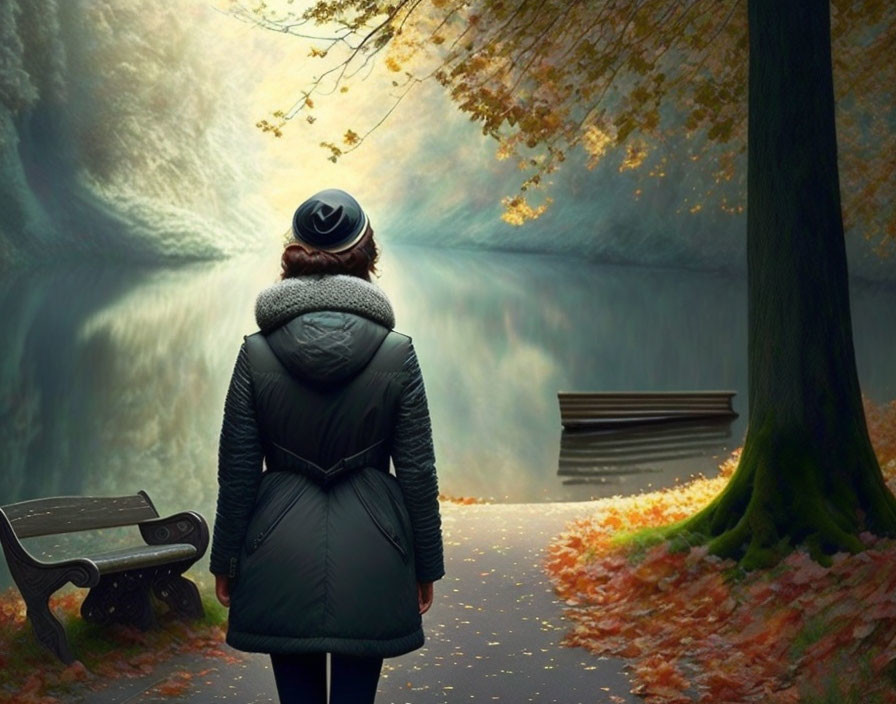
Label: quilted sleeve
xmin=391 ymin=341 xmax=445 ymax=583
xmin=209 ymin=342 xmax=265 ymax=580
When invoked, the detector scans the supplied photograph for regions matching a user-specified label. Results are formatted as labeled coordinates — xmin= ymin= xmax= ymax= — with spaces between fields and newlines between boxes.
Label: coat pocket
xmin=383 ymin=475 xmax=413 ymax=540
xmin=351 ymin=470 xmax=409 ymax=562
xmin=246 ymin=479 xmax=309 ymax=556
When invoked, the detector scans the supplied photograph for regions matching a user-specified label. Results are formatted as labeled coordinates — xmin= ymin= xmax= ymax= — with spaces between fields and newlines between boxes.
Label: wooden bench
xmin=0 ymin=490 xmax=209 ymax=664
xmin=558 ymin=390 xmax=738 ymax=430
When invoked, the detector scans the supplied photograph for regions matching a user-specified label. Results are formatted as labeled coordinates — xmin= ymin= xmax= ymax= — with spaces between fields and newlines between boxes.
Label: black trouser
xmin=269 ymin=652 xmax=383 ymax=704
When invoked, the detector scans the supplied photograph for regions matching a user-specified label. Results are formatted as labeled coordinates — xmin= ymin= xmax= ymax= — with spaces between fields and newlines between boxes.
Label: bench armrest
xmin=138 ymin=511 xmax=209 ymax=557
xmin=0 ymin=508 xmax=100 ymax=590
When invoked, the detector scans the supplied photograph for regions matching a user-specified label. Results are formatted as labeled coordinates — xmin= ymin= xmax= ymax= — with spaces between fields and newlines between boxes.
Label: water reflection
xmin=1 ymin=246 xmax=894 ymax=591
xmin=558 ymin=418 xmax=737 ymax=494
xmin=382 ymin=246 xmax=756 ymax=506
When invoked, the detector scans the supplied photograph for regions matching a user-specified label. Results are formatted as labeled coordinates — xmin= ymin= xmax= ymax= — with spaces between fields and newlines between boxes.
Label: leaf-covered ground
xmin=546 ymin=397 xmax=896 ymax=703
xmin=0 ymin=579 xmax=235 ymax=703
xmin=2 ymin=400 xmax=893 ymax=702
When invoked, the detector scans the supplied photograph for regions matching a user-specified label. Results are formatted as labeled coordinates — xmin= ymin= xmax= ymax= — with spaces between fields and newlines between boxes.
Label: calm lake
xmin=1 ymin=245 xmax=894 ymax=590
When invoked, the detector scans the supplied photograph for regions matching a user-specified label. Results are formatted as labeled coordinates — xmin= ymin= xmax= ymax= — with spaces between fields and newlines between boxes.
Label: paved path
xmin=79 ymin=502 xmax=637 ymax=704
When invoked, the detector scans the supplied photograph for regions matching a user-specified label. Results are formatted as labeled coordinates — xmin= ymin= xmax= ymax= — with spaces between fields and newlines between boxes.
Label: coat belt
xmin=267 ymin=438 xmax=387 ymax=486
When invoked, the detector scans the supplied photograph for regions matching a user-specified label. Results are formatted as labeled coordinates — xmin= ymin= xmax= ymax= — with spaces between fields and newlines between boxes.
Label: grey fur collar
xmin=255 ymin=274 xmax=395 ymax=333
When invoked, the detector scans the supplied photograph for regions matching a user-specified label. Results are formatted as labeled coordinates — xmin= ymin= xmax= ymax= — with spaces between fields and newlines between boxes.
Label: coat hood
xmin=254 ymin=274 xmax=395 ymax=385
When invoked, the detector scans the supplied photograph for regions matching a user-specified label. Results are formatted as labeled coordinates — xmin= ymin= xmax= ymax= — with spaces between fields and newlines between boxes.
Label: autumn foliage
xmin=546 ymin=396 xmax=896 ymax=703
xmin=0 ymin=580 xmax=235 ymax=703
xmin=237 ymin=0 xmax=895 ymax=250
xmin=438 ymin=491 xmax=487 ymax=505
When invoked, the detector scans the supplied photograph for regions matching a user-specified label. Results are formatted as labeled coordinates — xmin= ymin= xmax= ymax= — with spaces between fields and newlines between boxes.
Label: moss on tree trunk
xmin=669 ymin=0 xmax=896 ymax=568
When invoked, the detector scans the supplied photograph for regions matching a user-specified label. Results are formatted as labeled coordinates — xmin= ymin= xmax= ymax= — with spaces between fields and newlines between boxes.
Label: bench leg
xmin=21 ymin=566 xmax=93 ymax=664
xmin=5 ymin=561 xmax=94 ymax=665
xmin=24 ymin=590 xmax=76 ymax=665
xmin=81 ymin=571 xmax=156 ymax=631
xmin=152 ymin=573 xmax=204 ymax=620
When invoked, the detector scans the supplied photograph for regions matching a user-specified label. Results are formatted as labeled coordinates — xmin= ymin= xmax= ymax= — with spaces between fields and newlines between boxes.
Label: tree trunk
xmin=675 ymin=0 xmax=896 ymax=568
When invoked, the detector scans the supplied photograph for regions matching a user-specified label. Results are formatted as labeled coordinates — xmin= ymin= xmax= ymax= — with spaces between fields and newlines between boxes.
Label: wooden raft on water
xmin=558 ymin=390 xmax=738 ymax=430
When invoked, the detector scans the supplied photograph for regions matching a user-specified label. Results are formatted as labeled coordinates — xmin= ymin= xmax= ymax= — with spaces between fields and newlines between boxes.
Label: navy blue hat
xmin=291 ymin=189 xmax=370 ymax=253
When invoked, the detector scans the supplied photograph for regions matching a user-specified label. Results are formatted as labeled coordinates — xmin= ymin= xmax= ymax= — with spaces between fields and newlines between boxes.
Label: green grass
xmin=195 ymin=592 xmax=229 ymax=628
xmin=608 ymin=525 xmax=670 ymax=563
xmin=788 ymin=613 xmax=829 ymax=661
xmin=797 ymin=650 xmax=891 ymax=704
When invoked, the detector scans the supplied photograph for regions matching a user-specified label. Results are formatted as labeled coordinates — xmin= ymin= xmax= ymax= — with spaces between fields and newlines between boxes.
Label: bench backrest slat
xmin=0 ymin=494 xmax=158 ymax=539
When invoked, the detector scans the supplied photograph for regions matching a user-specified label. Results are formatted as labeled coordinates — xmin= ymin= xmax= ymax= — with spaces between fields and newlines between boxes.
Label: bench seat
xmin=83 ymin=543 xmax=198 ymax=574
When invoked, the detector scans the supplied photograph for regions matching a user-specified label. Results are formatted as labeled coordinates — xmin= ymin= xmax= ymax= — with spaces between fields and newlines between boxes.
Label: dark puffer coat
xmin=208 ymin=274 xmax=444 ymax=657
